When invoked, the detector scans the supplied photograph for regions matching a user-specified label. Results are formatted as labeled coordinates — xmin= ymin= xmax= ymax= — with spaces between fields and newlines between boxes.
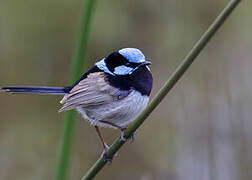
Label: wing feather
xmin=59 ymin=72 xmax=130 ymax=112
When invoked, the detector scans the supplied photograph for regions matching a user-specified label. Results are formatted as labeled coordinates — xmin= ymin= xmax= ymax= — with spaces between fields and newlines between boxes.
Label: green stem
xmin=55 ymin=0 xmax=96 ymax=180
xmin=81 ymin=0 xmax=241 ymax=179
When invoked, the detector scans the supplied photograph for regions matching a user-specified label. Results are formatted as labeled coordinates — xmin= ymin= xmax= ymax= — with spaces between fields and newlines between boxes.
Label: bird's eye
xmin=127 ymin=62 xmax=139 ymax=68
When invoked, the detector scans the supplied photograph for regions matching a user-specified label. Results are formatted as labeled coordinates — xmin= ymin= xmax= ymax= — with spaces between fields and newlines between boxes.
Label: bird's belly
xmin=76 ymin=91 xmax=149 ymax=128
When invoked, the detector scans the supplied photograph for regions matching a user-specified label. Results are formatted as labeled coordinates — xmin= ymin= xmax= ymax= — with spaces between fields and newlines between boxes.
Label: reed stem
xmin=55 ymin=1 xmax=96 ymax=180
xmin=81 ymin=0 xmax=242 ymax=179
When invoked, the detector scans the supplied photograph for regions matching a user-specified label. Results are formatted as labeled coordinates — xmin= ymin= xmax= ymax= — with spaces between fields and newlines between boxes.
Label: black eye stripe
xmin=104 ymin=51 xmax=142 ymax=74
xmin=127 ymin=62 xmax=139 ymax=68
xmin=105 ymin=52 xmax=128 ymax=72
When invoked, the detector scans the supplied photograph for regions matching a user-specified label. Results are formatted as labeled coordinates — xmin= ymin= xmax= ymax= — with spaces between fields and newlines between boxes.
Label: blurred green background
xmin=0 ymin=0 xmax=251 ymax=179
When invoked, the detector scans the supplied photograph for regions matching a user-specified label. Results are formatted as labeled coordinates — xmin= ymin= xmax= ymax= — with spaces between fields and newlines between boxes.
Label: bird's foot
xmin=101 ymin=144 xmax=117 ymax=164
xmin=120 ymin=127 xmax=136 ymax=143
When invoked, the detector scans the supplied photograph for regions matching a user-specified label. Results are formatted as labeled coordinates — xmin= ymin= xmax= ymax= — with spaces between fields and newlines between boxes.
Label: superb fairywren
xmin=0 ymin=48 xmax=153 ymax=160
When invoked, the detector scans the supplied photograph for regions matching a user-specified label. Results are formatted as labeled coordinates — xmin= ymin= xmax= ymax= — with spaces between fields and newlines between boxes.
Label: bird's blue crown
xmin=96 ymin=48 xmax=149 ymax=75
xmin=118 ymin=48 xmax=145 ymax=63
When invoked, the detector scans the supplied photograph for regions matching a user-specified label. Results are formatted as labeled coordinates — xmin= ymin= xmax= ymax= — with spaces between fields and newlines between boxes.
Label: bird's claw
xmin=101 ymin=150 xmax=113 ymax=164
xmin=101 ymin=144 xmax=118 ymax=164
xmin=120 ymin=129 xmax=136 ymax=143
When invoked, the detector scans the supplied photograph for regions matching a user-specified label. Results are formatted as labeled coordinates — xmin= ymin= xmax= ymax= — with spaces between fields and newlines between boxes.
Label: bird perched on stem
xmin=0 ymin=48 xmax=153 ymax=162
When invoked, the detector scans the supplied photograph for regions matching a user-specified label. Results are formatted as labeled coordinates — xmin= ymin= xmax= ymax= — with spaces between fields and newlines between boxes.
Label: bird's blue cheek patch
xmin=113 ymin=65 xmax=134 ymax=75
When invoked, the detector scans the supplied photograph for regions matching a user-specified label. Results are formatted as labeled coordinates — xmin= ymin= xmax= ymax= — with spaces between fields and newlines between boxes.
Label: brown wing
xmin=58 ymin=72 xmax=130 ymax=112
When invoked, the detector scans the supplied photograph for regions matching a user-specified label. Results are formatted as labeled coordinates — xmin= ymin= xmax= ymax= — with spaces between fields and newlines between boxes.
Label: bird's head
xmin=96 ymin=48 xmax=151 ymax=76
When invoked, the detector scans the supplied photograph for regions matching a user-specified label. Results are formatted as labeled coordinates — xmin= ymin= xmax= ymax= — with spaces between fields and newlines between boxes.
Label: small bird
xmin=0 ymin=48 xmax=153 ymax=160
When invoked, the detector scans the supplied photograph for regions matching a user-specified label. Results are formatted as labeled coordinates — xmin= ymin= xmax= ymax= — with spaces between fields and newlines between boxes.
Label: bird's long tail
xmin=0 ymin=86 xmax=68 ymax=95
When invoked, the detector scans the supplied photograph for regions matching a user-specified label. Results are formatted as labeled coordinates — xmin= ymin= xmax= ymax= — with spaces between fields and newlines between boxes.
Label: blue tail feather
xmin=0 ymin=86 xmax=67 ymax=95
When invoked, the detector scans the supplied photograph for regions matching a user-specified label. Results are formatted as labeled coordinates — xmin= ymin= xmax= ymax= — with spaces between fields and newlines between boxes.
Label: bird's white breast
xmin=76 ymin=90 xmax=149 ymax=128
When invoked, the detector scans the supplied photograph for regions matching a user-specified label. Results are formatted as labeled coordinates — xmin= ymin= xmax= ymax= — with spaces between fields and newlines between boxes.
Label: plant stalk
xmin=55 ymin=0 xmax=96 ymax=180
xmin=81 ymin=0 xmax=241 ymax=179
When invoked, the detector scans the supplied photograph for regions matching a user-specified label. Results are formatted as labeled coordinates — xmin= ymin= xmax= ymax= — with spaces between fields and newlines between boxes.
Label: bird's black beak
xmin=139 ymin=61 xmax=152 ymax=66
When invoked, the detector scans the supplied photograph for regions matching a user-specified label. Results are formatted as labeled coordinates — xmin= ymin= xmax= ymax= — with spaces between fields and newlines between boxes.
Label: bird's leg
xmin=94 ymin=126 xmax=113 ymax=163
xmin=99 ymin=120 xmax=135 ymax=142
xmin=95 ymin=126 xmax=108 ymax=150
